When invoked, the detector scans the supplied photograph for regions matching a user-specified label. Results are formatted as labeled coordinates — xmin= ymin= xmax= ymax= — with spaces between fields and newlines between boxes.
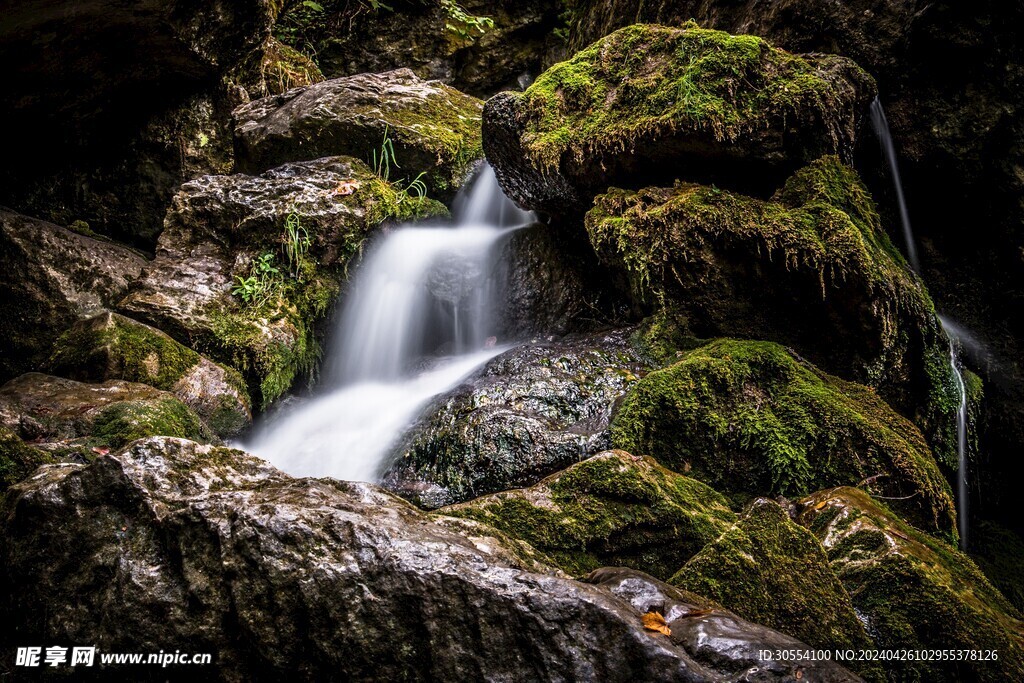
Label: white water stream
xmin=242 ymin=165 xmax=533 ymax=481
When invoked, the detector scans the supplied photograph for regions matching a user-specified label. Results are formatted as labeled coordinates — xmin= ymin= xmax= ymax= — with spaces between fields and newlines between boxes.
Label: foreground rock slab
xmin=0 ymin=437 xmax=862 ymax=682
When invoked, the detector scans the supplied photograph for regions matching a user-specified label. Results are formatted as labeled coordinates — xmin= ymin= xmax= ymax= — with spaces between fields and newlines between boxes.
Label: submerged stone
xmin=442 ymin=450 xmax=737 ymax=579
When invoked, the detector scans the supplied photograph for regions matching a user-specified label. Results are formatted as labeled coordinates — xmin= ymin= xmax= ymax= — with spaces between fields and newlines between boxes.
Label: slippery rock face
xmin=0 ymin=209 xmax=146 ymax=381
xmin=484 ymin=23 xmax=875 ymax=217
xmin=234 ymin=69 xmax=484 ymax=199
xmin=0 ymin=437 xmax=863 ymax=682
xmin=0 ymin=374 xmax=210 ymax=454
xmin=612 ymin=339 xmax=956 ymax=535
xmin=275 ymin=0 xmax=564 ymax=97
xmin=381 ymin=330 xmax=648 ymax=508
xmin=799 ymin=487 xmax=1024 ymax=683
xmin=119 ymin=156 xmax=447 ymax=408
xmin=47 ymin=312 xmax=251 ymax=439
xmin=442 ymin=451 xmax=736 ymax=580
xmin=589 ymin=158 xmax=960 ymax=465
xmin=672 ymin=499 xmax=876 ymax=662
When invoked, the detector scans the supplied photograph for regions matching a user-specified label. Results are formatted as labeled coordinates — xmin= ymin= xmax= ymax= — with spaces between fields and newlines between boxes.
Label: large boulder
xmin=119 ymin=157 xmax=447 ymax=408
xmin=273 ymin=0 xmax=564 ymax=97
xmin=671 ymin=499 xmax=877 ymax=665
xmin=611 ymin=339 xmax=956 ymax=535
xmin=233 ymin=69 xmax=484 ymax=199
xmin=0 ymin=209 xmax=146 ymax=381
xmin=46 ymin=311 xmax=252 ymax=438
xmin=484 ymin=23 xmax=875 ymax=217
xmin=799 ymin=487 xmax=1024 ymax=682
xmin=0 ymin=374 xmax=211 ymax=454
xmin=381 ymin=330 xmax=648 ymax=507
xmin=0 ymin=436 xmax=863 ymax=681
xmin=442 ymin=450 xmax=736 ymax=580
xmin=589 ymin=158 xmax=961 ymax=466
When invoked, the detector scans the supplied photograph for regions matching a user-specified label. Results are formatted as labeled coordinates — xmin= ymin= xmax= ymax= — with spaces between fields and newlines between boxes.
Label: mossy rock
xmin=119 ymin=157 xmax=448 ymax=409
xmin=0 ymin=427 xmax=54 ymax=492
xmin=0 ymin=374 xmax=212 ymax=455
xmin=799 ymin=487 xmax=1024 ymax=682
xmin=612 ymin=339 xmax=956 ymax=536
xmin=47 ymin=311 xmax=252 ymax=438
xmin=440 ymin=450 xmax=736 ymax=579
xmin=588 ymin=157 xmax=960 ymax=466
xmin=671 ymin=498 xmax=880 ymax=679
xmin=234 ymin=68 xmax=484 ymax=200
xmin=970 ymin=520 xmax=1024 ymax=616
xmin=261 ymin=36 xmax=324 ymax=96
xmin=483 ymin=23 xmax=875 ymax=216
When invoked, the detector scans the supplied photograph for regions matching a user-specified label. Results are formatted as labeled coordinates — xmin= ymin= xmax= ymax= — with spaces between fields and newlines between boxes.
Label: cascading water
xmin=872 ymin=96 xmax=971 ymax=549
xmin=243 ymin=165 xmax=533 ymax=482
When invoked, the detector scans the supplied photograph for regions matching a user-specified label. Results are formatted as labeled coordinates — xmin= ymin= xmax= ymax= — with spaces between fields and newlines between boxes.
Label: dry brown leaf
xmin=641 ymin=611 xmax=671 ymax=636
xmin=92 ymin=447 xmax=110 ymax=456
xmin=814 ymin=501 xmax=827 ymax=510
xmin=681 ymin=608 xmax=712 ymax=619
xmin=332 ymin=179 xmax=361 ymax=196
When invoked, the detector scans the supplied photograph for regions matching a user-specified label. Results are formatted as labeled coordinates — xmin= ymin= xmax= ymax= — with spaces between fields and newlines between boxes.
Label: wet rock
xmin=381 ymin=330 xmax=648 ymax=508
xmin=671 ymin=499 xmax=877 ymax=666
xmin=274 ymin=0 xmax=564 ymax=97
xmin=441 ymin=450 xmax=736 ymax=580
xmin=0 ymin=209 xmax=146 ymax=381
xmin=119 ymin=157 xmax=447 ymax=408
xmin=798 ymin=487 xmax=1024 ymax=682
xmin=612 ymin=339 xmax=956 ymax=535
xmin=0 ymin=435 xmax=863 ymax=681
xmin=589 ymin=158 xmax=961 ymax=466
xmin=0 ymin=427 xmax=54 ymax=493
xmin=484 ymin=23 xmax=875 ymax=217
xmin=47 ymin=312 xmax=251 ymax=439
xmin=0 ymin=374 xmax=211 ymax=455
xmin=233 ymin=69 xmax=484 ymax=200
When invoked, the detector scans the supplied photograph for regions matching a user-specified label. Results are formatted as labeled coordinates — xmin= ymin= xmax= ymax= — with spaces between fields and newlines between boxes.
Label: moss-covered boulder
xmin=484 ymin=23 xmax=875 ymax=216
xmin=233 ymin=69 xmax=483 ymax=200
xmin=441 ymin=450 xmax=736 ymax=579
xmin=799 ymin=487 xmax=1024 ymax=682
xmin=382 ymin=331 xmax=648 ymax=508
xmin=119 ymin=157 xmax=446 ymax=408
xmin=260 ymin=36 xmax=324 ymax=95
xmin=0 ymin=209 xmax=146 ymax=382
xmin=0 ymin=374 xmax=211 ymax=456
xmin=0 ymin=427 xmax=54 ymax=492
xmin=590 ymin=157 xmax=960 ymax=464
xmin=611 ymin=339 xmax=955 ymax=535
xmin=47 ymin=312 xmax=252 ymax=438
xmin=671 ymin=499 xmax=876 ymax=663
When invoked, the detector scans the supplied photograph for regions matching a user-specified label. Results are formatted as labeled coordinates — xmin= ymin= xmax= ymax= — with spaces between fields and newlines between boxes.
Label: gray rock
xmin=0 ymin=209 xmax=146 ymax=380
xmin=233 ymin=69 xmax=484 ymax=200
xmin=0 ymin=436 xmax=862 ymax=681
xmin=381 ymin=330 xmax=648 ymax=508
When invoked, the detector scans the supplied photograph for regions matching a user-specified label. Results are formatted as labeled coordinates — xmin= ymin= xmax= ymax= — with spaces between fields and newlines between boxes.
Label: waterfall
xmin=870 ymin=97 xmax=920 ymax=272
xmin=872 ymin=97 xmax=971 ymax=548
xmin=242 ymin=164 xmax=532 ymax=482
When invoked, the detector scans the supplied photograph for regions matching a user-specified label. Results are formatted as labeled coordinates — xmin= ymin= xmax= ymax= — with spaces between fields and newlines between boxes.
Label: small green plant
xmin=372 ymin=126 xmax=399 ymax=181
xmin=283 ymin=211 xmax=312 ymax=281
xmin=401 ymin=172 xmax=429 ymax=201
xmin=440 ymin=0 xmax=494 ymax=43
xmin=232 ymin=252 xmax=281 ymax=308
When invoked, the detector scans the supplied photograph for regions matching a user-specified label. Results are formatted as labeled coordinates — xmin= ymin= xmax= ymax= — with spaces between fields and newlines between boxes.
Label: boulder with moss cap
xmin=47 ymin=311 xmax=252 ymax=438
xmin=119 ymin=156 xmax=447 ymax=408
xmin=234 ymin=68 xmax=484 ymax=200
xmin=484 ymin=23 xmax=875 ymax=216
xmin=590 ymin=157 xmax=960 ymax=464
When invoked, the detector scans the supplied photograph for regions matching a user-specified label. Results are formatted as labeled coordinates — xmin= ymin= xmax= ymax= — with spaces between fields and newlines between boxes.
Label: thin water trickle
xmin=243 ymin=164 xmax=533 ymax=481
xmin=870 ymin=97 xmax=920 ymax=273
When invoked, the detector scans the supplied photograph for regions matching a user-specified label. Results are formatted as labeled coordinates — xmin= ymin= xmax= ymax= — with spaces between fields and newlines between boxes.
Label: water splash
xmin=243 ymin=164 xmax=532 ymax=481
xmin=870 ymin=97 xmax=920 ymax=272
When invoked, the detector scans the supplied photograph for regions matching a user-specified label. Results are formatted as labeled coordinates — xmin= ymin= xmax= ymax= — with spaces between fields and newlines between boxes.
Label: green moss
xmin=612 ymin=339 xmax=956 ymax=536
xmin=801 ymin=487 xmax=1024 ymax=682
xmin=970 ymin=520 xmax=1024 ymax=615
xmin=672 ymin=499 xmax=880 ymax=677
xmin=441 ymin=451 xmax=736 ymax=579
xmin=518 ymin=24 xmax=871 ymax=169
xmin=91 ymin=397 xmax=210 ymax=450
xmin=0 ymin=427 xmax=55 ymax=491
xmin=262 ymin=36 xmax=324 ymax=95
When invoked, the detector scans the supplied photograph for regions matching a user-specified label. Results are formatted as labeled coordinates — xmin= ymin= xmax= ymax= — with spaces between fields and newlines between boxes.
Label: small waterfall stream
xmin=243 ymin=165 xmax=533 ymax=482
xmin=871 ymin=97 xmax=971 ymax=549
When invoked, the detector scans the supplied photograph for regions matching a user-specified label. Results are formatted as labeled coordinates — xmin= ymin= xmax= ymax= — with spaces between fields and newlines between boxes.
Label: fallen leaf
xmin=680 ymin=608 xmax=712 ymax=619
xmin=332 ymin=179 xmax=361 ymax=196
xmin=814 ymin=501 xmax=827 ymax=510
xmin=92 ymin=447 xmax=110 ymax=456
xmin=641 ymin=611 xmax=671 ymax=636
